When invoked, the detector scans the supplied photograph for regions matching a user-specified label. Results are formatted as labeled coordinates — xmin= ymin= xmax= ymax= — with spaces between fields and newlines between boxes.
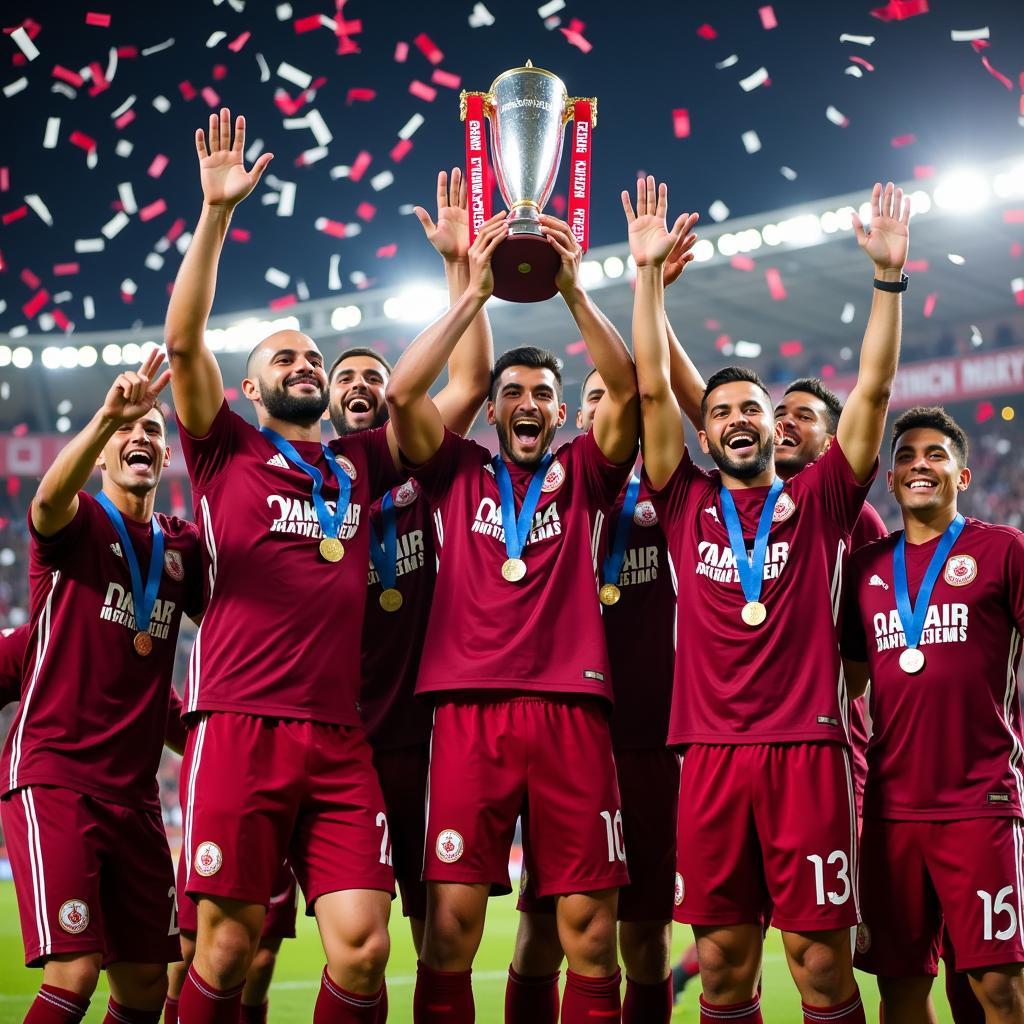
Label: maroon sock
xmin=413 ymin=962 xmax=474 ymax=1023
xmin=699 ymin=994 xmax=763 ymax=1023
xmin=802 ymin=990 xmax=866 ymax=1024
xmin=623 ymin=976 xmax=671 ymax=1023
xmin=102 ymin=1000 xmax=162 ymax=1024
xmin=561 ymin=969 xmax=621 ymax=1023
xmin=162 ymin=997 xmax=179 ymax=1024
xmin=239 ymin=1001 xmax=268 ymax=1024
xmin=315 ymin=968 xmax=385 ymax=1023
xmin=177 ymin=965 xmax=244 ymax=1024
xmin=945 ymin=969 xmax=985 ymax=1024
xmin=504 ymin=966 xmax=559 ymax=1024
xmin=376 ymin=981 xmax=388 ymax=1023
xmin=24 ymin=986 xmax=89 ymax=1024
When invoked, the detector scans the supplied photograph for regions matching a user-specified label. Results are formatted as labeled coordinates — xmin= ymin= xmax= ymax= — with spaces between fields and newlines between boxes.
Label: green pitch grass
xmin=0 ymin=880 xmax=956 ymax=1022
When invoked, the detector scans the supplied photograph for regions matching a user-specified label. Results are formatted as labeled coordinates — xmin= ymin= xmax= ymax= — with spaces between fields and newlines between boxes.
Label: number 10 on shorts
xmin=600 ymin=810 xmax=626 ymax=864
xmin=806 ymin=851 xmax=852 ymax=906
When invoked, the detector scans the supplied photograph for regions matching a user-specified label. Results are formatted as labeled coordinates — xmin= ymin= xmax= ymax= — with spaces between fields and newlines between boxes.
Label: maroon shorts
xmin=857 ymin=817 xmax=1024 ymax=975
xmin=519 ymin=746 xmax=679 ymax=922
xmin=425 ymin=698 xmax=629 ymax=897
xmin=676 ymin=743 xmax=859 ymax=932
xmin=176 ymin=855 xmax=297 ymax=939
xmin=372 ymin=743 xmax=429 ymax=920
xmin=180 ymin=713 xmax=394 ymax=913
xmin=2 ymin=786 xmax=179 ymax=967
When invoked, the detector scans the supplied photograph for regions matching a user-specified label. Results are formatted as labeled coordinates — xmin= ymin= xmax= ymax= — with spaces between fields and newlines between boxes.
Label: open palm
xmin=622 ymin=176 xmax=693 ymax=269
xmin=415 ymin=168 xmax=470 ymax=262
xmin=853 ymin=181 xmax=911 ymax=271
xmin=196 ymin=108 xmax=273 ymax=209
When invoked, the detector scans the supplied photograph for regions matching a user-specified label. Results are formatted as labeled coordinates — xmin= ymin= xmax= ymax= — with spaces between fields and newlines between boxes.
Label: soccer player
xmin=329 ymin=167 xmax=494 ymax=958
xmin=630 ymin=175 xmax=909 ymax=1024
xmin=0 ymin=624 xmax=28 ymax=706
xmin=842 ymin=406 xmax=1024 ymax=1024
xmin=386 ymin=211 xmax=639 ymax=1023
xmin=0 ymin=353 xmax=202 ymax=1024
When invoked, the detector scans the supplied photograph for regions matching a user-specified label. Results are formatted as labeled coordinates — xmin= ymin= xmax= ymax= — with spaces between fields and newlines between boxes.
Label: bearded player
xmin=1 ymin=353 xmax=202 ymax=1024
xmin=842 ymin=406 xmax=1024 ymax=1023
xmin=386 ymin=209 xmax=639 ymax=1022
xmin=631 ymin=175 xmax=909 ymax=1024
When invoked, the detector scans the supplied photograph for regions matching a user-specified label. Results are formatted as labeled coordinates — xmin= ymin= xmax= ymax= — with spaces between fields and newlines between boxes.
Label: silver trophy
xmin=461 ymin=62 xmax=596 ymax=302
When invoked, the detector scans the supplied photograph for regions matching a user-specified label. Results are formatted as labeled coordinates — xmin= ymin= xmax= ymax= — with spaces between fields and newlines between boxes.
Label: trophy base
xmin=491 ymin=233 xmax=561 ymax=303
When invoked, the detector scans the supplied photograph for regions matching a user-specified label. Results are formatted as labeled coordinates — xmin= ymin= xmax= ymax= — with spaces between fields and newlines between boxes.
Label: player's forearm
xmin=666 ymin=314 xmax=706 ymax=433
xmin=855 ymin=271 xmax=903 ymax=405
xmin=563 ymin=286 xmax=637 ymax=404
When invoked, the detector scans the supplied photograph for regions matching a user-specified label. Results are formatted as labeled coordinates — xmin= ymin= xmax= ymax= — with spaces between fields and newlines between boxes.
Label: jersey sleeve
xmin=403 ymin=429 xmax=478 ymax=506
xmin=799 ymin=441 xmax=876 ymax=536
xmin=175 ymin=400 xmax=245 ymax=491
xmin=840 ymin=550 xmax=870 ymax=662
xmin=164 ymin=687 xmax=187 ymax=752
xmin=642 ymin=446 xmax=703 ymax=525
xmin=570 ymin=430 xmax=635 ymax=510
xmin=0 ymin=624 xmax=28 ymax=707
xmin=28 ymin=490 xmax=98 ymax=568
xmin=1005 ymin=531 xmax=1024 ymax=635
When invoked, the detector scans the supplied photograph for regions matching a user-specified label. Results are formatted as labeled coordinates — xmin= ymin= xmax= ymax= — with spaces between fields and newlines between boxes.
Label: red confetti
xmin=22 ymin=289 xmax=48 ymax=319
xmin=704 ymin=319 xmax=720 ymax=330
xmin=672 ymin=109 xmax=691 ymax=139
xmin=2 ymin=205 xmax=27 ymax=225
xmin=85 ymin=11 xmax=111 ymax=26
xmin=913 ymin=165 xmax=936 ymax=179
xmin=179 ymin=81 xmax=197 ymax=101
xmin=431 ymin=69 xmax=461 ymax=89
xmin=376 ymin=243 xmax=398 ymax=258
xmin=228 ymin=227 xmax=250 ymax=242
xmin=891 ymin=134 xmax=916 ymax=147
xmin=87 ymin=61 xmax=109 ymax=97
xmin=11 ymin=422 xmax=28 ymax=436
xmin=347 ymin=87 xmax=376 ymax=104
xmin=114 ymin=109 xmax=135 ymax=130
xmin=980 ymin=56 xmax=1013 ymax=90
xmin=147 ymin=154 xmax=169 ymax=178
xmin=904 ymin=259 xmax=930 ymax=272
xmin=7 ymin=476 xmax=22 ymax=497
xmin=139 ymin=199 xmax=167 ymax=222
xmin=293 ymin=15 xmax=323 ymax=33
xmin=780 ymin=340 xmax=803 ymax=357
xmin=696 ymin=23 xmax=717 ymax=39
xmin=976 ymin=401 xmax=995 ymax=424
xmin=922 ymin=292 xmax=938 ymax=318
xmin=227 ymin=31 xmax=250 ymax=52
xmin=820 ymin=365 xmax=836 ymax=379
xmin=759 ymin=6 xmax=777 ymax=29
xmin=164 ymin=218 xmax=186 ymax=243
xmin=730 ymin=256 xmax=756 ymax=272
xmin=566 ymin=339 xmax=588 ymax=355
xmin=390 ymin=139 xmax=413 ymax=162
xmin=69 ymin=130 xmax=97 ymax=152
xmin=270 ymin=294 xmax=297 ymax=311
xmin=849 ymin=56 xmax=875 ymax=71
xmin=0 ymin=167 xmax=8 ymax=192
xmin=52 ymin=64 xmax=85 ymax=87
xmin=550 ymin=194 xmax=567 ymax=216
xmin=223 ymin=387 xmax=239 ymax=402
xmin=870 ymin=0 xmax=928 ymax=20
xmin=4 ymin=18 xmax=41 ymax=39
xmin=13 ymin=54 xmax=26 ymax=67
xmin=20 ymin=268 xmax=40 ymax=288
xmin=714 ymin=334 xmax=732 ymax=352
xmin=120 ymin=288 xmax=133 ymax=304
xmin=317 ymin=218 xmax=347 ymax=238
xmin=1004 ymin=210 xmax=1024 ymax=224
xmin=201 ymin=86 xmax=221 ymax=108
xmin=51 ymin=309 xmax=71 ymax=331
xmin=765 ymin=267 xmax=787 ymax=300
xmin=409 ymin=80 xmax=437 ymax=102
xmin=394 ymin=41 xmax=408 ymax=62
xmin=413 ymin=32 xmax=444 ymax=65
xmin=349 ymin=150 xmax=372 ymax=182
xmin=212 ymin=64 xmax=228 ymax=81
xmin=1011 ymin=242 xmax=1023 ymax=259
xmin=560 ymin=18 xmax=593 ymax=53
xmin=53 ymin=262 xmax=79 ymax=275
xmin=116 ymin=45 xmax=137 ymax=58
xmin=970 ymin=39 xmax=990 ymax=52
xmin=355 ymin=201 xmax=376 ymax=222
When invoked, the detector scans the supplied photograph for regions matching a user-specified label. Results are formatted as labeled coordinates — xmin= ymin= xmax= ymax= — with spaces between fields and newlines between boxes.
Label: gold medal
xmin=319 ymin=537 xmax=345 ymax=562
xmin=899 ymin=647 xmax=925 ymax=674
xmin=134 ymin=631 xmax=153 ymax=657
xmin=379 ymin=588 xmax=403 ymax=612
xmin=599 ymin=583 xmax=621 ymax=606
xmin=502 ymin=557 xmax=527 ymax=582
xmin=741 ymin=601 xmax=767 ymax=627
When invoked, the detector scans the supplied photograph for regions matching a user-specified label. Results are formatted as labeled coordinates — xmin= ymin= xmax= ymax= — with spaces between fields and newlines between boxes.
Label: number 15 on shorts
xmin=807 ymin=851 xmax=852 ymax=906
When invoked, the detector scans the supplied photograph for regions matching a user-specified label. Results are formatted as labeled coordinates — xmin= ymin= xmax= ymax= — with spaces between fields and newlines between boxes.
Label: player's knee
xmin=877 ymin=974 xmax=932 ymax=1010
xmin=329 ymin=925 xmax=390 ymax=984
xmin=790 ymin=938 xmax=851 ymax=1002
xmin=558 ymin=900 xmax=617 ymax=970
xmin=42 ymin=953 xmax=103 ymax=997
xmin=620 ymin=921 xmax=672 ymax=982
xmin=975 ymin=968 xmax=1024 ymax=1017
xmin=199 ymin=921 xmax=258 ymax=983
xmin=246 ymin=946 xmax=279 ymax=987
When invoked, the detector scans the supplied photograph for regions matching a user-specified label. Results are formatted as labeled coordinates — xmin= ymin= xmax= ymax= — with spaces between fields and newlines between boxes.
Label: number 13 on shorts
xmin=807 ymin=850 xmax=852 ymax=906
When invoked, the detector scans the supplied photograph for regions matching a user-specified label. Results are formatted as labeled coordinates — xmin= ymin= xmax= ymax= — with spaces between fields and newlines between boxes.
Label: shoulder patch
xmin=541 ymin=460 xmax=565 ymax=493
xmin=772 ymin=491 xmax=797 ymax=523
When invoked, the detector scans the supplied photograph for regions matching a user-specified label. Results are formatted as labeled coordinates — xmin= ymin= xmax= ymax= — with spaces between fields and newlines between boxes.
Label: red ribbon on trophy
xmin=464 ymin=93 xmax=492 ymax=246
xmin=567 ymin=99 xmax=593 ymax=253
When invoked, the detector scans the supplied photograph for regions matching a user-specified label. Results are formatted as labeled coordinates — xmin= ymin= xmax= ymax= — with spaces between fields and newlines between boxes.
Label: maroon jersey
xmin=647 ymin=442 xmax=873 ymax=746
xmin=359 ymin=478 xmax=435 ymax=749
xmin=1 ymin=493 xmax=202 ymax=808
xmin=410 ymin=429 xmax=631 ymax=700
xmin=848 ymin=500 xmax=889 ymax=804
xmin=0 ymin=624 xmax=28 ymax=707
xmin=178 ymin=402 xmax=398 ymax=726
xmin=842 ymin=518 xmax=1024 ymax=820
xmin=602 ymin=475 xmax=675 ymax=749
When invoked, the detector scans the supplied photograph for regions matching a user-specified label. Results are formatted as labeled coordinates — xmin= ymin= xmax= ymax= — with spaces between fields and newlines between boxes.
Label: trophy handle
xmin=564 ymin=96 xmax=598 ymax=127
xmin=459 ymin=90 xmax=493 ymax=121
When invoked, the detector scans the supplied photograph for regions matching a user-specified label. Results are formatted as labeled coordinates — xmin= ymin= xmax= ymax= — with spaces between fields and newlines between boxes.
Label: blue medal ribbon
xmin=492 ymin=452 xmax=553 ymax=562
xmin=893 ymin=513 xmax=965 ymax=652
xmin=97 ymin=491 xmax=165 ymax=637
xmin=602 ymin=474 xmax=641 ymax=588
xmin=260 ymin=428 xmax=352 ymax=542
xmin=718 ymin=477 xmax=784 ymax=605
xmin=368 ymin=490 xmax=397 ymax=591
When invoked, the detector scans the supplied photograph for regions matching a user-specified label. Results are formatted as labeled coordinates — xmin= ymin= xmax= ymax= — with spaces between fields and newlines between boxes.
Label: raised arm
xmin=32 ymin=350 xmax=171 ymax=536
xmin=414 ymin=167 xmax=494 ymax=436
xmin=624 ymin=177 xmax=692 ymax=490
xmin=539 ymin=215 xmax=638 ymax=464
xmin=661 ymin=221 xmax=705 ymax=432
xmin=385 ymin=215 xmax=507 ymax=465
xmin=836 ymin=181 xmax=911 ymax=482
xmin=164 ymin=108 xmax=273 ymax=436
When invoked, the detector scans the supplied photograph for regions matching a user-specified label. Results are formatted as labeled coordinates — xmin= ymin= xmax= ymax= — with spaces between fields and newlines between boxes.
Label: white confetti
xmin=154 ymin=237 xmax=171 ymax=253
xmin=101 ymin=211 xmax=130 ymax=239
xmin=398 ymin=204 xmax=416 ymax=215
xmin=118 ymin=182 xmax=137 ymax=215
xmin=708 ymin=200 xmax=730 ymax=222
xmin=11 ymin=26 xmax=40 ymax=62
xmin=43 ymin=117 xmax=60 ymax=149
xmin=840 ymin=302 xmax=855 ymax=324
xmin=1012 ymin=277 xmax=1024 ymax=295
xmin=328 ymin=254 xmax=342 ymax=290
xmin=38 ymin=312 xmax=55 ymax=332
xmin=265 ymin=267 xmax=291 ymax=288
xmin=3 ymin=77 xmax=29 ymax=98
xmin=261 ymin=192 xmax=280 ymax=206
xmin=715 ymin=55 xmax=739 ymax=70
xmin=306 ymin=110 xmax=333 ymax=146
xmin=950 ymin=27 xmax=989 ymax=42
xmin=350 ymin=270 xmax=368 ymax=287
xmin=276 ymin=3 xmax=293 ymax=19
xmin=277 ymin=181 xmax=296 ymax=217
xmin=121 ymin=278 xmax=137 ymax=296
xmin=839 ymin=33 xmax=874 ymax=45
xmin=83 ymin=296 xmax=95 ymax=319
xmin=141 ymin=37 xmax=175 ymax=56
xmin=344 ymin=223 xmax=361 ymax=237
xmin=739 ymin=67 xmax=769 ymax=92
xmin=299 ymin=146 xmax=328 ymax=166
xmin=319 ymin=15 xmax=337 ymax=30
xmin=947 ymin=253 xmax=965 ymax=265
xmin=780 ymin=166 xmax=797 ymax=180
xmin=86 ymin=148 xmax=99 ymax=170
xmin=741 ymin=130 xmax=761 ymax=154
xmin=844 ymin=66 xmax=864 ymax=78
xmin=145 ymin=252 xmax=165 ymax=271
xmin=75 ymin=238 xmax=105 ymax=253
xmin=537 ymin=0 xmax=564 ymax=15
xmin=245 ymin=137 xmax=265 ymax=162
xmin=255 ymin=52 xmax=270 ymax=83
xmin=468 ymin=3 xmax=495 ymax=27
xmin=80 ymin=65 xmax=93 ymax=81
xmin=277 ymin=62 xmax=312 ymax=90
xmin=398 ymin=113 xmax=425 ymax=140
xmin=105 ymin=47 xmax=118 ymax=84
xmin=206 ymin=31 xmax=228 ymax=48
xmin=227 ymin=0 xmax=245 ymax=12
xmin=25 ymin=194 xmax=52 ymax=226
xmin=51 ymin=83 xmax=77 ymax=99
xmin=110 ymin=95 xmax=136 ymax=118
xmin=826 ymin=105 xmax=848 ymax=126
xmin=330 ymin=165 xmax=350 ymax=180
xmin=153 ymin=94 xmax=171 ymax=113
xmin=296 ymin=279 xmax=309 ymax=301
xmin=115 ymin=139 xmax=134 ymax=157
xmin=970 ymin=324 xmax=983 ymax=346
xmin=543 ymin=15 xmax=561 ymax=28
xmin=282 ymin=116 xmax=309 ymax=130
xmin=371 ymin=171 xmax=394 ymax=191
xmin=176 ymin=232 xmax=192 ymax=254
xmin=53 ymin=292 xmax=71 ymax=304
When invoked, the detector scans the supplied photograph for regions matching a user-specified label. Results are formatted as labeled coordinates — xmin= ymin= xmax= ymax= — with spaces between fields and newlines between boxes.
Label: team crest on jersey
xmin=194 ymin=841 xmax=223 ymax=877
xmin=944 ymin=554 xmax=977 ymax=587
xmin=58 ymin=899 xmax=89 ymax=934
xmin=633 ymin=501 xmax=658 ymax=527
xmin=435 ymin=829 xmax=464 ymax=864
xmin=541 ymin=460 xmax=565 ymax=493
xmin=674 ymin=873 xmax=685 ymax=906
xmin=335 ymin=455 xmax=358 ymax=481
xmin=164 ymin=549 xmax=185 ymax=582
xmin=393 ymin=479 xmax=419 ymax=508
xmin=855 ymin=923 xmax=871 ymax=954
xmin=772 ymin=492 xmax=796 ymax=523
xmin=110 ymin=543 xmax=123 ymax=558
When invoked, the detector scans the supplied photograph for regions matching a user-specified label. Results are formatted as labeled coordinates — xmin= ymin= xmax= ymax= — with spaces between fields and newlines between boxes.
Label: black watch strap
xmin=873 ymin=274 xmax=909 ymax=293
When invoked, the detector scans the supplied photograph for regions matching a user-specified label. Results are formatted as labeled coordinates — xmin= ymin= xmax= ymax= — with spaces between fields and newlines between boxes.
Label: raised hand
xmin=622 ymin=176 xmax=695 ymax=270
xmin=467 ymin=213 xmax=508 ymax=299
xmin=195 ymin=108 xmax=274 ymax=209
xmin=663 ymin=213 xmax=701 ymax=287
xmin=539 ymin=215 xmax=583 ymax=296
xmin=101 ymin=348 xmax=172 ymax=425
xmin=852 ymin=181 xmax=911 ymax=272
xmin=414 ymin=168 xmax=470 ymax=263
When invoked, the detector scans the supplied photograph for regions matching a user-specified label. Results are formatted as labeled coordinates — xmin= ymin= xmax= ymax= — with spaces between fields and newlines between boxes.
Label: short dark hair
xmin=701 ymin=366 xmax=772 ymax=416
xmin=784 ymin=377 xmax=842 ymax=433
xmin=579 ymin=366 xmax=601 ymax=409
xmin=489 ymin=346 xmax=563 ymax=401
xmin=890 ymin=406 xmax=969 ymax=468
xmin=328 ymin=346 xmax=393 ymax=384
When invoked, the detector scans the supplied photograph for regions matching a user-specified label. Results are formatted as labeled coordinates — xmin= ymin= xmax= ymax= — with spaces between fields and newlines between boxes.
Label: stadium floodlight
xmin=102 ymin=344 xmax=122 ymax=366
xmin=56 ymin=416 xmax=71 ymax=433
xmin=909 ymin=190 xmax=931 ymax=216
xmin=993 ymin=163 xmax=1024 ymax=199
xmin=579 ymin=260 xmax=605 ymax=289
xmin=0 ymin=345 xmax=11 ymax=367
xmin=760 ymin=223 xmax=782 ymax=246
xmin=382 ymin=283 xmax=448 ymax=322
xmin=776 ymin=214 xmax=821 ymax=247
xmin=717 ymin=233 xmax=738 ymax=257
xmin=122 ymin=342 xmax=142 ymax=364
xmin=41 ymin=346 xmax=62 ymax=370
xmin=78 ymin=345 xmax=98 ymax=367
xmin=12 ymin=346 xmax=33 ymax=368
xmin=602 ymin=256 xmax=625 ymax=278
xmin=932 ymin=169 xmax=990 ymax=212
xmin=692 ymin=239 xmax=715 ymax=262
xmin=734 ymin=340 xmax=762 ymax=358
xmin=330 ymin=305 xmax=362 ymax=331
xmin=59 ymin=346 xmax=80 ymax=369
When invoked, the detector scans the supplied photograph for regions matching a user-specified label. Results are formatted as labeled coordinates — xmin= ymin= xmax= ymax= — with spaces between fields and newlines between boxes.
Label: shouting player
xmin=1 ymin=353 xmax=202 ymax=1024
xmin=631 ymin=176 xmax=909 ymax=1024
xmin=386 ymin=211 xmax=639 ymax=1022
xmin=843 ymin=406 xmax=1024 ymax=1023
